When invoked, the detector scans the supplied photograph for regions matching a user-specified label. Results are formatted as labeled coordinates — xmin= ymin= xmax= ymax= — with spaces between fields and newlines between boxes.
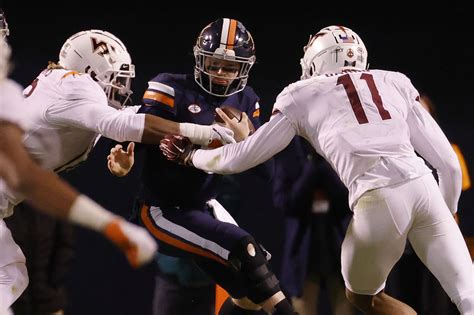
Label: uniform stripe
xmin=143 ymin=90 xmax=174 ymax=108
xmin=140 ymin=206 xmax=229 ymax=265
xmin=226 ymin=19 xmax=237 ymax=48
xmin=61 ymin=71 xmax=80 ymax=79
xmin=220 ymin=18 xmax=230 ymax=49
xmin=148 ymin=81 xmax=175 ymax=97
xmin=252 ymin=108 xmax=260 ymax=118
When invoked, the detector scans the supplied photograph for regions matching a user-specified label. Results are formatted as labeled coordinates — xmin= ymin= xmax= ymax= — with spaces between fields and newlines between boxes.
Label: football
xmin=214 ymin=105 xmax=255 ymax=134
xmin=208 ymin=105 xmax=255 ymax=148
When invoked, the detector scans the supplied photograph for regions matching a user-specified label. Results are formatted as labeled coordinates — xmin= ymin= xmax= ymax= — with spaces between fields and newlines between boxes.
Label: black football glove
xmin=159 ymin=135 xmax=196 ymax=166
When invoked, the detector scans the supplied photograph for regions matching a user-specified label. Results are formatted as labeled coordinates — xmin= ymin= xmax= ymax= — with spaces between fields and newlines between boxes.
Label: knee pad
xmin=228 ymin=236 xmax=281 ymax=304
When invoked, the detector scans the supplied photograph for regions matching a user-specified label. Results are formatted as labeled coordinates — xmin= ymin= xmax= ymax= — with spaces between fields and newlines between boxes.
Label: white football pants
xmin=342 ymin=174 xmax=473 ymax=314
xmin=0 ymin=220 xmax=28 ymax=313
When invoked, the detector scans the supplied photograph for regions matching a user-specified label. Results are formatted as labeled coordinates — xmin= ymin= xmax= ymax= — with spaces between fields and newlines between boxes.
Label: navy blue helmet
xmin=194 ymin=18 xmax=256 ymax=97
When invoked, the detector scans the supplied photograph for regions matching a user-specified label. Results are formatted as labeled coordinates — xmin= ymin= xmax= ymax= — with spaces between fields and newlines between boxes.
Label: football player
xmin=0 ymin=28 xmax=156 ymax=314
xmin=108 ymin=18 xmax=296 ymax=315
xmin=162 ymin=25 xmax=474 ymax=315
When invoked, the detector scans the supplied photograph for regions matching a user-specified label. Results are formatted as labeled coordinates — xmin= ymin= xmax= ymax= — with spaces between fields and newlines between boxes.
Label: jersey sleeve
xmin=405 ymin=88 xmax=462 ymax=213
xmin=272 ymin=86 xmax=300 ymax=132
xmin=44 ymin=74 xmax=145 ymax=142
xmin=139 ymin=74 xmax=178 ymax=120
xmin=192 ymin=112 xmax=296 ymax=174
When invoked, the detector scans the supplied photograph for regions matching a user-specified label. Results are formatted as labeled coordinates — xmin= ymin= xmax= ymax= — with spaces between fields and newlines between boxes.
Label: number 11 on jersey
xmin=337 ymin=73 xmax=391 ymax=124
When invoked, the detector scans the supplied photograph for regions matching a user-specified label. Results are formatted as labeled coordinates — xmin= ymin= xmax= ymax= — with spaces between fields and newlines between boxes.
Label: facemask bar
xmin=95 ymin=64 xmax=135 ymax=108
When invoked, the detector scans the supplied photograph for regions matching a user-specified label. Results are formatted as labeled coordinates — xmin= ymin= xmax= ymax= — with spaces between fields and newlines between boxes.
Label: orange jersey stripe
xmin=252 ymin=108 xmax=260 ymax=118
xmin=452 ymin=143 xmax=471 ymax=191
xmin=143 ymin=90 xmax=174 ymax=108
xmin=226 ymin=19 xmax=237 ymax=48
xmin=140 ymin=206 xmax=229 ymax=266
xmin=61 ymin=71 xmax=80 ymax=79
xmin=215 ymin=285 xmax=229 ymax=314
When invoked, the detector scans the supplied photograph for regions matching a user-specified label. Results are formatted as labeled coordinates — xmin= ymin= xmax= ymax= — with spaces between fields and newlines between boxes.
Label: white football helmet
xmin=59 ymin=29 xmax=135 ymax=108
xmin=300 ymin=25 xmax=367 ymax=79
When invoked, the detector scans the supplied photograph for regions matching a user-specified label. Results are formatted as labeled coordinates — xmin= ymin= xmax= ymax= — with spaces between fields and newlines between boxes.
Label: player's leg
xmin=140 ymin=204 xmax=295 ymax=314
xmin=0 ymin=220 xmax=28 ymax=313
xmin=341 ymin=181 xmax=418 ymax=315
xmin=408 ymin=175 xmax=473 ymax=315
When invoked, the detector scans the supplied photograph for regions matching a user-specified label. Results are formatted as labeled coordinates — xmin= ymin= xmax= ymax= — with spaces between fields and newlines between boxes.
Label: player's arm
xmin=407 ymin=102 xmax=462 ymax=213
xmin=0 ymin=121 xmax=156 ymax=267
xmin=163 ymin=112 xmax=296 ymax=174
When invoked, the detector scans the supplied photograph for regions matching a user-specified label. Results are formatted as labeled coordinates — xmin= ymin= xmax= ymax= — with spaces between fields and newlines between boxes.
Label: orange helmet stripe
xmin=226 ymin=19 xmax=237 ymax=49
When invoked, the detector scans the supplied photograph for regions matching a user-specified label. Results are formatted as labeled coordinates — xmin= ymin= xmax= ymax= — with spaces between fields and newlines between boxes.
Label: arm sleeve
xmin=192 ymin=112 xmax=296 ymax=174
xmin=46 ymin=100 xmax=145 ymax=143
xmin=407 ymin=103 xmax=462 ymax=213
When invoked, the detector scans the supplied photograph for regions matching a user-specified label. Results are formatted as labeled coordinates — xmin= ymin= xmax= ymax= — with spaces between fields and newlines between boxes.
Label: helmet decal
xmin=300 ymin=25 xmax=368 ymax=80
xmin=59 ymin=30 xmax=135 ymax=108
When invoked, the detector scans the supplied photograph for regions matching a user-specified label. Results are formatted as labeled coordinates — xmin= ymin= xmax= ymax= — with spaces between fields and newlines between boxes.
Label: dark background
xmin=1 ymin=2 xmax=472 ymax=314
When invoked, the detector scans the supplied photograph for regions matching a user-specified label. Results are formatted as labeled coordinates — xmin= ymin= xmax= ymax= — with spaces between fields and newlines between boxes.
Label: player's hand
xmin=103 ymin=218 xmax=157 ymax=268
xmin=215 ymin=107 xmax=250 ymax=142
xmin=210 ymin=123 xmax=236 ymax=145
xmin=107 ymin=142 xmax=134 ymax=177
xmin=159 ymin=135 xmax=196 ymax=166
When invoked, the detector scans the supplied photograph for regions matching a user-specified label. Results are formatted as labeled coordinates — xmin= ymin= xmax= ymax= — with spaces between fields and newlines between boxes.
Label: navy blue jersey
xmin=137 ymin=73 xmax=261 ymax=208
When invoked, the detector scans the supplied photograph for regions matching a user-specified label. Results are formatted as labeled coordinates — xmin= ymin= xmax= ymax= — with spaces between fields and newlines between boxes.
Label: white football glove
xmin=210 ymin=124 xmax=236 ymax=145
xmin=179 ymin=123 xmax=235 ymax=146
xmin=103 ymin=219 xmax=157 ymax=268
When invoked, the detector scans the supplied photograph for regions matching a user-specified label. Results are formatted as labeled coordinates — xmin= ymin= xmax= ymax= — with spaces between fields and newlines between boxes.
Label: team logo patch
xmin=347 ymin=48 xmax=354 ymax=58
xmin=188 ymin=104 xmax=202 ymax=114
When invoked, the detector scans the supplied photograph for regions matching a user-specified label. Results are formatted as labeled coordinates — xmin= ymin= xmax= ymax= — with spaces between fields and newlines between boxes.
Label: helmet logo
xmin=347 ymin=48 xmax=354 ymax=58
xmin=187 ymin=104 xmax=202 ymax=114
xmin=91 ymin=37 xmax=116 ymax=57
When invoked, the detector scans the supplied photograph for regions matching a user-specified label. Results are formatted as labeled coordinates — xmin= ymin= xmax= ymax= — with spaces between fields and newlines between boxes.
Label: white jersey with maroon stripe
xmin=193 ymin=69 xmax=460 ymax=213
xmin=273 ymin=69 xmax=458 ymax=210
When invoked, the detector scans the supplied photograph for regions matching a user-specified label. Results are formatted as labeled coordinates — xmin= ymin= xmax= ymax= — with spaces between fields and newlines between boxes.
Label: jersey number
xmin=337 ymin=73 xmax=391 ymax=124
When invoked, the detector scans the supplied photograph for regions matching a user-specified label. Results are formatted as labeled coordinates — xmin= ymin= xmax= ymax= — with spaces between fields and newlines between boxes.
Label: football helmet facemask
xmin=59 ymin=29 xmax=135 ymax=108
xmin=0 ymin=35 xmax=10 ymax=80
xmin=0 ymin=9 xmax=9 ymax=38
xmin=194 ymin=18 xmax=256 ymax=97
xmin=300 ymin=25 xmax=367 ymax=79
